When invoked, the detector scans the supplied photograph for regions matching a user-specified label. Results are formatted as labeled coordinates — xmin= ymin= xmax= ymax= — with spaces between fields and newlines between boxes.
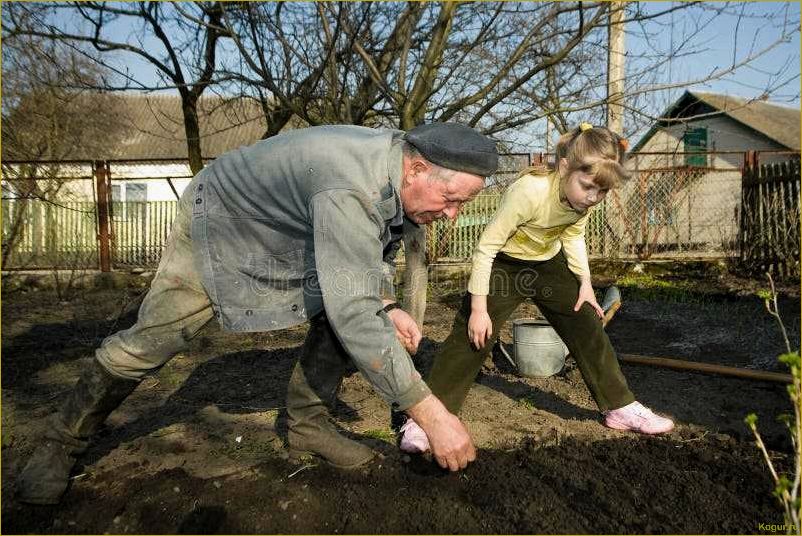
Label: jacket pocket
xmin=241 ymin=249 xmax=306 ymax=296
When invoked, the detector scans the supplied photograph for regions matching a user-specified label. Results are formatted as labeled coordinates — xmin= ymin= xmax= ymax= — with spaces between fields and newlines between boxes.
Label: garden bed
xmin=2 ymin=280 xmax=798 ymax=534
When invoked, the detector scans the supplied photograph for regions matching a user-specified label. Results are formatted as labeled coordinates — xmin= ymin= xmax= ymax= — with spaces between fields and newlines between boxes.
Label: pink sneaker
xmin=604 ymin=401 xmax=674 ymax=435
xmin=399 ymin=419 xmax=430 ymax=453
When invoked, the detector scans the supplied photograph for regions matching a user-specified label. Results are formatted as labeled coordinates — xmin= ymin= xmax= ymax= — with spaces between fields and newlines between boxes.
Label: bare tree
xmin=3 ymin=1 xmax=226 ymax=174
xmin=4 ymin=1 xmax=797 ymax=316
xmin=1 ymin=33 xmax=122 ymax=278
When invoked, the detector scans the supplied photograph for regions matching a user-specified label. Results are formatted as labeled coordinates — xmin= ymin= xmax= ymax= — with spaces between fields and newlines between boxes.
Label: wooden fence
xmin=111 ymin=201 xmax=178 ymax=267
xmin=1 ymin=199 xmax=99 ymax=269
xmin=739 ymin=154 xmax=801 ymax=279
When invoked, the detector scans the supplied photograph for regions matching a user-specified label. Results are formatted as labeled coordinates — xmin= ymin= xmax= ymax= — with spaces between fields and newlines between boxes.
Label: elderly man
xmin=17 ymin=123 xmax=498 ymax=505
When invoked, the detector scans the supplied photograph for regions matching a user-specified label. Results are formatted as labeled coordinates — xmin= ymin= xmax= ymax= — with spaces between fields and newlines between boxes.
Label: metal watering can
xmin=496 ymin=286 xmax=621 ymax=378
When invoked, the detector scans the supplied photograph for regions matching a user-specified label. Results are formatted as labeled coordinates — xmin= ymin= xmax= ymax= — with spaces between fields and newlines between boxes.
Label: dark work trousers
xmin=426 ymin=250 xmax=635 ymax=414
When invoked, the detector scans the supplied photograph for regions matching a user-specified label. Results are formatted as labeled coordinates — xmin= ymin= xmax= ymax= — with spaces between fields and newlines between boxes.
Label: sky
xmin=57 ymin=1 xmax=802 ymax=150
xmin=632 ymin=2 xmax=800 ymax=108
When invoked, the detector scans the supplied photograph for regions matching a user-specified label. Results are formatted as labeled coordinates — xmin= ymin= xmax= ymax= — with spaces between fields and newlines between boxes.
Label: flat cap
xmin=404 ymin=123 xmax=498 ymax=177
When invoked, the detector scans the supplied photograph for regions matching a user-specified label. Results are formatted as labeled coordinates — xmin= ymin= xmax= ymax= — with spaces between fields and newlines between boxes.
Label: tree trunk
xmin=182 ymin=95 xmax=205 ymax=175
xmin=401 ymin=217 xmax=428 ymax=329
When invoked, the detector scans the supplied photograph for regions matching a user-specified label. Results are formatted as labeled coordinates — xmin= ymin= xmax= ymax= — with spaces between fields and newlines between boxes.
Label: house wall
xmin=2 ymin=162 xmax=193 ymax=202
xmin=617 ymin=116 xmax=791 ymax=255
xmin=109 ymin=163 xmax=193 ymax=201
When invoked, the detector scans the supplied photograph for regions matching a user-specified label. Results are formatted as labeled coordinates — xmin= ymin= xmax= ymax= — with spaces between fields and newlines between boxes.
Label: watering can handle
xmin=494 ymin=340 xmax=518 ymax=369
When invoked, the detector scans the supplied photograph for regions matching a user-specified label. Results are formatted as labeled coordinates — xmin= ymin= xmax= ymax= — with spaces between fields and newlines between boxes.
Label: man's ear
xmin=403 ymin=158 xmax=430 ymax=185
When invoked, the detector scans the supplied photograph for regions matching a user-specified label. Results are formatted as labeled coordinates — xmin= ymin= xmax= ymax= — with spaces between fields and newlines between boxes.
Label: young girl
xmin=400 ymin=123 xmax=673 ymax=453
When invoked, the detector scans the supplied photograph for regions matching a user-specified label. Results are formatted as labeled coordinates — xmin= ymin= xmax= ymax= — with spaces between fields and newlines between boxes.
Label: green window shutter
xmin=683 ymin=127 xmax=707 ymax=167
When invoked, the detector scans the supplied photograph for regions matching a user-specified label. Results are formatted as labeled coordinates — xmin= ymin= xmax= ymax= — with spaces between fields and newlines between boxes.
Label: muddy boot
xmin=286 ymin=315 xmax=374 ymax=469
xmin=16 ymin=359 xmax=139 ymax=505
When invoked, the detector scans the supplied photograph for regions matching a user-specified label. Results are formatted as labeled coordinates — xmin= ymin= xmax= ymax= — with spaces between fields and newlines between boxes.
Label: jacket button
xmin=195 ymin=198 xmax=202 ymax=204
xmin=197 ymin=184 xmax=203 ymax=191
xmin=245 ymin=310 xmax=253 ymax=316
xmin=291 ymin=304 xmax=298 ymax=312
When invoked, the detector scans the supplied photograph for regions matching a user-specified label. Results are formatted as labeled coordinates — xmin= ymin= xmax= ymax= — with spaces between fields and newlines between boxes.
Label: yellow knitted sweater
xmin=467 ymin=172 xmax=591 ymax=295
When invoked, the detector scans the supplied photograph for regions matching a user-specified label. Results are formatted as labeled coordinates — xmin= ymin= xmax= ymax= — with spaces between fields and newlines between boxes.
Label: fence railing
xmin=111 ymin=201 xmax=178 ymax=267
xmin=2 ymin=152 xmax=799 ymax=275
xmin=739 ymin=153 xmax=801 ymax=279
xmin=1 ymin=198 xmax=98 ymax=269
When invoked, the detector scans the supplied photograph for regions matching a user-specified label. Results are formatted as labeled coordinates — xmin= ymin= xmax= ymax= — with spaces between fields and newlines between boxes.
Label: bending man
xmin=17 ymin=123 xmax=499 ymax=505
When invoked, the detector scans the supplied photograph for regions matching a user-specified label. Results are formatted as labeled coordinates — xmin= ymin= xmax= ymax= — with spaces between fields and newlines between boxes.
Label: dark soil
xmin=2 ymin=283 xmax=798 ymax=534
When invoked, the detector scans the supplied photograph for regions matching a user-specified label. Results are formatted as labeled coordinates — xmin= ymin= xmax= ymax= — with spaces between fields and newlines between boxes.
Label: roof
xmin=2 ymin=92 xmax=288 ymax=162
xmin=109 ymin=93 xmax=271 ymax=160
xmin=631 ymin=91 xmax=801 ymax=153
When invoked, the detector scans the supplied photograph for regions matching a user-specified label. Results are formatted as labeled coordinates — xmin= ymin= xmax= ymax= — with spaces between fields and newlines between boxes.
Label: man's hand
xmin=386 ymin=306 xmax=422 ymax=354
xmin=406 ymin=395 xmax=476 ymax=471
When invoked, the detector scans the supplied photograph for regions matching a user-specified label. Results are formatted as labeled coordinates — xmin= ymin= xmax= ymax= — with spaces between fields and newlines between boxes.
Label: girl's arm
xmin=467 ymin=178 xmax=536 ymax=300
xmin=560 ymin=212 xmax=591 ymax=279
xmin=560 ymin=213 xmax=603 ymax=317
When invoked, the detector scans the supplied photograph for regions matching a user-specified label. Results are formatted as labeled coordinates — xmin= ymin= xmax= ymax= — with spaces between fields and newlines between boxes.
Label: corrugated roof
xmin=110 ymin=93 xmax=270 ymax=160
xmin=631 ymin=90 xmax=800 ymax=153
xmin=691 ymin=91 xmax=800 ymax=150
xmin=1 ymin=92 xmax=280 ymax=161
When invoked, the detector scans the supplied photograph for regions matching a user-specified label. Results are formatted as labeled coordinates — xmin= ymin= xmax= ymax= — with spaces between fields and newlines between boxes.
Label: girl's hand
xmin=467 ymin=311 xmax=493 ymax=349
xmin=574 ymin=281 xmax=604 ymax=318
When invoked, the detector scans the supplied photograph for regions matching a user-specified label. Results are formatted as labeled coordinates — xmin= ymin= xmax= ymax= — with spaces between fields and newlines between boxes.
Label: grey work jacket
xmin=190 ymin=125 xmax=430 ymax=410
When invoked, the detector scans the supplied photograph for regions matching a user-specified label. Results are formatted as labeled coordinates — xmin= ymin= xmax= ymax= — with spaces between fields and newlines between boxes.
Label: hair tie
xmin=618 ymin=138 xmax=629 ymax=151
xmin=579 ymin=122 xmax=593 ymax=132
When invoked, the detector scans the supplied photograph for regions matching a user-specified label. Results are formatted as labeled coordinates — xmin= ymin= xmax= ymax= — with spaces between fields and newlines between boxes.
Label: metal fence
xmin=596 ymin=166 xmax=742 ymax=259
xmin=2 ymin=152 xmax=799 ymax=273
xmin=425 ymin=154 xmax=750 ymax=262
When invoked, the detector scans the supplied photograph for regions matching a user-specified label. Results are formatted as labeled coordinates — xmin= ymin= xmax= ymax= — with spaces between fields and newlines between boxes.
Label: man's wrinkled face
xmin=400 ymin=161 xmax=486 ymax=225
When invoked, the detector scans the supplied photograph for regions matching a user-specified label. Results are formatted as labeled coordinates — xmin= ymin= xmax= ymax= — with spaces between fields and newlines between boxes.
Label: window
xmin=111 ymin=183 xmax=148 ymax=221
xmin=683 ymin=127 xmax=707 ymax=167
xmin=126 ymin=183 xmax=147 ymax=202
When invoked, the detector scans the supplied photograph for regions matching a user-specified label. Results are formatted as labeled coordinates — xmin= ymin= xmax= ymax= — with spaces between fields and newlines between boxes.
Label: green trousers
xmin=427 ymin=251 xmax=635 ymax=414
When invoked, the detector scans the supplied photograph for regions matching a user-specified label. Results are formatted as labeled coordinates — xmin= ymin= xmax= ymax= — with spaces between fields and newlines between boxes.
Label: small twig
xmin=287 ymin=464 xmax=315 ymax=479
xmin=764 ymin=273 xmax=792 ymax=354
xmin=677 ymin=431 xmax=709 ymax=443
xmin=748 ymin=422 xmax=781 ymax=483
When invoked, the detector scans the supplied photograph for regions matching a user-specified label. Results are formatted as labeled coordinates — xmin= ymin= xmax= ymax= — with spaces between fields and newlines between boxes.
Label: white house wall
xmin=619 ymin=115 xmax=791 ymax=255
xmin=109 ymin=163 xmax=193 ymax=201
xmin=3 ymin=162 xmax=194 ymax=202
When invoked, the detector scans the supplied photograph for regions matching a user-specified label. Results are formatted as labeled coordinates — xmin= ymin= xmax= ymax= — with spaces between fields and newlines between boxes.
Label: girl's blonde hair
xmin=518 ymin=124 xmax=630 ymax=188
